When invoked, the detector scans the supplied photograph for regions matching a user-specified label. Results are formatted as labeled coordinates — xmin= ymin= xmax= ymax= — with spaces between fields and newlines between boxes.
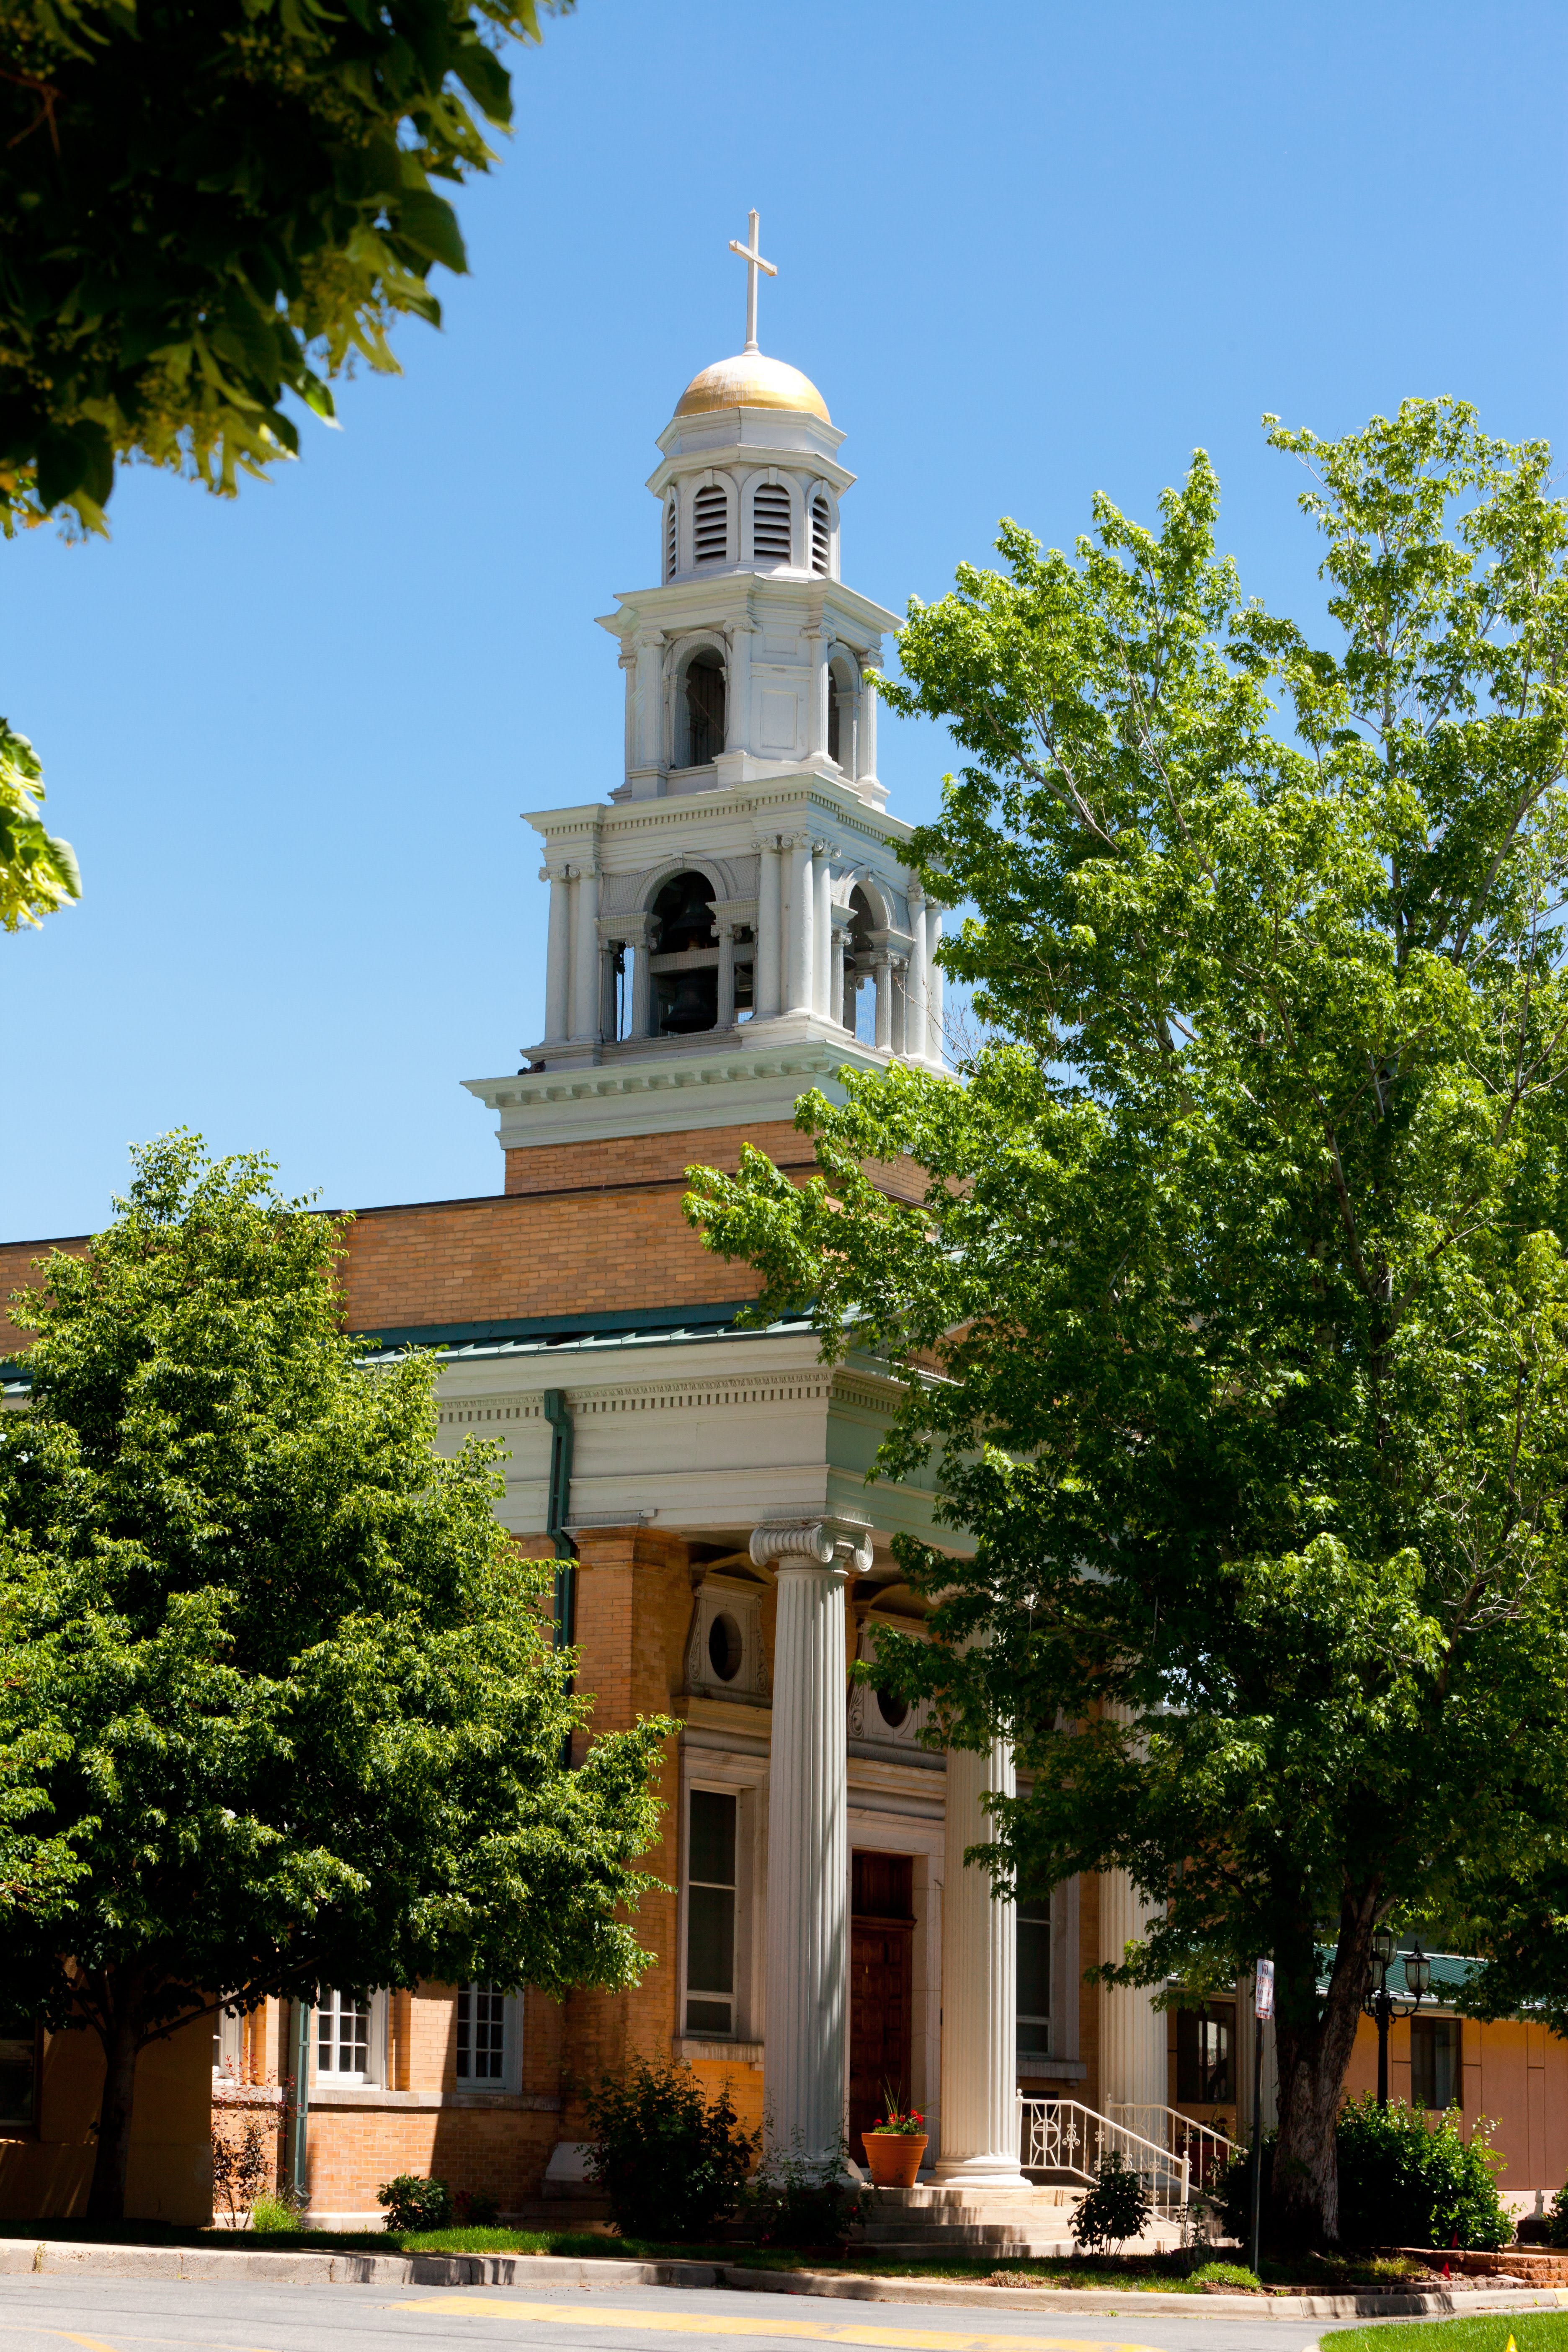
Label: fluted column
xmin=830 ymin=907 xmax=850 ymax=1032
xmin=568 ymin=864 xmax=601 ymax=1044
xmin=543 ymin=867 xmax=571 ymax=1046
xmin=755 ymin=838 xmax=782 ymax=1019
xmin=906 ymin=880 xmax=928 ymax=1064
xmin=725 ymin=619 xmax=753 ymax=754
xmin=925 ymin=903 xmax=944 ymax=1062
xmin=1098 ymin=1868 xmax=1168 ymax=2111
xmin=936 ymin=1738 xmax=1026 ymax=2185
xmin=752 ymin=1517 xmax=872 ymax=2167
xmin=859 ymin=662 xmax=880 ymax=787
xmin=787 ymin=833 xmax=815 ymax=1015
xmin=873 ymin=951 xmax=892 ymax=1050
xmin=812 ymin=846 xmax=833 ymax=1014
xmin=717 ymin=921 xmax=737 ymax=1029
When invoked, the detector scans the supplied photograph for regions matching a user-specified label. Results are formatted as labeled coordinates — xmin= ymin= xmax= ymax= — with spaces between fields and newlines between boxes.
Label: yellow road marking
xmin=389 ymin=2298 xmax=1163 ymax=2352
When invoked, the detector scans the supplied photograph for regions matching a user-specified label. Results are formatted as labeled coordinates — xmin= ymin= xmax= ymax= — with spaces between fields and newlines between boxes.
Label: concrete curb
xmin=720 ymin=2263 xmax=1568 ymax=2321
xmin=0 ymin=2244 xmax=720 ymax=2289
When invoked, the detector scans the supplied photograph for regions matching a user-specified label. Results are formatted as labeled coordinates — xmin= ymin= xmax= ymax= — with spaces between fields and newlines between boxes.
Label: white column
xmin=543 ymin=867 xmax=571 ymax=1046
xmin=568 ymin=864 xmax=600 ymax=1044
xmin=891 ymin=956 xmax=908 ymax=1056
xmin=751 ymin=1518 xmax=872 ymax=2167
xmin=787 ymin=833 xmax=815 ymax=1015
xmin=1098 ymin=1869 xmax=1168 ymax=2112
xmin=630 ymin=916 xmax=654 ymax=1039
xmin=926 ymin=904 xmax=944 ymax=1063
xmin=599 ymin=930 xmax=620 ymax=1042
xmin=755 ymin=839 xmax=782 ymax=1019
xmin=936 ymin=1739 xmax=1026 ymax=2187
xmin=873 ymin=951 xmax=892 ymax=1050
xmin=859 ymin=663 xmax=880 ymax=787
xmin=906 ymin=881 xmax=928 ymax=1064
xmin=812 ymin=847 xmax=833 ymax=1014
xmin=830 ymin=910 xmax=849 ymax=1032
xmin=717 ymin=921 xmax=737 ymax=1029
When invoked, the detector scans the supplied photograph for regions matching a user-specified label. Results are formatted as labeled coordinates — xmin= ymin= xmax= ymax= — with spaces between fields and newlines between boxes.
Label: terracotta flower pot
xmin=861 ymin=2130 xmax=928 ymax=2187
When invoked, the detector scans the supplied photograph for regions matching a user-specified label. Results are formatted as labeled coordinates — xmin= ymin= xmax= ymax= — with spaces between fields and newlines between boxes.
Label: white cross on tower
xmin=727 ymin=209 xmax=777 ymax=357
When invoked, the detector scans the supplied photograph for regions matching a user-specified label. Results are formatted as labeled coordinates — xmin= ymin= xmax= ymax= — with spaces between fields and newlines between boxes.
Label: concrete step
xmin=857 ymin=2226 xmax=1043 ymax=2247
xmin=858 ymin=2238 xmax=1079 ymax=2261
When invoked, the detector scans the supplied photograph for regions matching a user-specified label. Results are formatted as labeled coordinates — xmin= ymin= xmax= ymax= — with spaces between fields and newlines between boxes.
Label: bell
xmin=663 ymin=969 xmax=717 ymax=1034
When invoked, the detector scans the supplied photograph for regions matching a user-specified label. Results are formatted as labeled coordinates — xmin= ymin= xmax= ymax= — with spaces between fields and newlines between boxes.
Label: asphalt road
xmin=0 ymin=2273 xmax=1403 ymax=2352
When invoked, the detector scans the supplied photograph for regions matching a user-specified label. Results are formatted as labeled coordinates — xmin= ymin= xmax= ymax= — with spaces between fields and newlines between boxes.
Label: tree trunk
xmin=1271 ymin=1890 xmax=1379 ymax=2247
xmin=85 ymin=1996 xmax=142 ymax=2226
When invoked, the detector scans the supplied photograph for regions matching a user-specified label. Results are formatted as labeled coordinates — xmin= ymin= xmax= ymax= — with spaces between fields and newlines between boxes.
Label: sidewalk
xmin=4 ymin=2237 xmax=1568 ymax=2323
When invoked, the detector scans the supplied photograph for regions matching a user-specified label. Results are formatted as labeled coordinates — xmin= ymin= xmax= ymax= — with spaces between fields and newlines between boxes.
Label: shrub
xmin=377 ymin=2174 xmax=454 ymax=2231
xmin=1336 ymin=2097 xmax=1509 ymax=2250
xmin=453 ymin=2189 xmax=501 ymax=2227
xmin=1188 ymin=2260 xmax=1261 ymax=2288
xmin=1214 ymin=2102 xmax=1509 ymax=2251
xmin=582 ymin=2057 xmax=759 ymax=2241
xmin=1070 ymin=2150 xmax=1153 ymax=2254
xmin=211 ymin=2115 xmax=271 ymax=2224
xmin=249 ymin=2193 xmax=301 ymax=2235
xmin=745 ymin=2138 xmax=866 ymax=2249
xmin=1543 ymin=2183 xmax=1568 ymax=2246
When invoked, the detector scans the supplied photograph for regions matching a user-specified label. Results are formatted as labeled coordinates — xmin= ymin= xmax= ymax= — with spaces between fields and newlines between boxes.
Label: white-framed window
xmin=212 ymin=2003 xmax=246 ymax=2081
xmin=456 ymin=1982 xmax=521 ymax=2091
xmin=685 ymin=1786 xmax=738 ymax=2035
xmin=1017 ymin=1897 xmax=1052 ymax=2056
xmin=316 ymin=1989 xmax=386 ymax=2085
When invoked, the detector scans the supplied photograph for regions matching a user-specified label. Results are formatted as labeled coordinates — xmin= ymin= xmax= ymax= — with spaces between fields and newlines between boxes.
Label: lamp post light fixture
xmin=1363 ymin=1929 xmax=1433 ymax=2108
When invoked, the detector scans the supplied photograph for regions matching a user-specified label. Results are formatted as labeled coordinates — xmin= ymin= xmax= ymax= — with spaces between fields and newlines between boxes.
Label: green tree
xmin=0 ymin=0 xmax=572 ymax=920
xmin=686 ymin=399 xmax=1568 ymax=2247
xmin=0 ymin=1132 xmax=667 ymax=2223
xmin=0 ymin=718 xmax=78 ymax=931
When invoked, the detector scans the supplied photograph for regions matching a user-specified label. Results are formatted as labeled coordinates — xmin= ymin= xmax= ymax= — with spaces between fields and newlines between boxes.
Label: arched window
xmin=665 ymin=496 xmax=678 ymax=581
xmin=693 ymin=483 xmax=728 ymax=563
xmin=811 ymin=493 xmax=831 ymax=577
xmin=651 ymin=869 xmax=720 ymax=1035
xmin=752 ymin=482 xmax=792 ymax=562
xmin=683 ymin=650 xmax=726 ymax=766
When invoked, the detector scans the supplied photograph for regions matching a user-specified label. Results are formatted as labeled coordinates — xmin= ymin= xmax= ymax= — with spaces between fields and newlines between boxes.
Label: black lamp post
xmin=1363 ymin=1928 xmax=1433 ymax=2108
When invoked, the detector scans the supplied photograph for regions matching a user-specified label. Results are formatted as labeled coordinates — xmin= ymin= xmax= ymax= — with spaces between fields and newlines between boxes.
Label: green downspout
xmin=544 ymin=1388 xmax=578 ymax=1766
xmin=287 ymin=1994 xmax=311 ymax=2208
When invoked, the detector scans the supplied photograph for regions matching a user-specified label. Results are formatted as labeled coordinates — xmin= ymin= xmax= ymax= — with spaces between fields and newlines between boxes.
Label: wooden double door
xmin=848 ymin=1851 xmax=915 ymax=2151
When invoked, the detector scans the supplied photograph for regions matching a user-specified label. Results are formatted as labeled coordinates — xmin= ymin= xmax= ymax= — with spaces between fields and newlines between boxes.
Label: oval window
xmin=876 ymin=1687 xmax=910 ymax=1731
xmin=707 ymin=1612 xmax=744 ymax=1683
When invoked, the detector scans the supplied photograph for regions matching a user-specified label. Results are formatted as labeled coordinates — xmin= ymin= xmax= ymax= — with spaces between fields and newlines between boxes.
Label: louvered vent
xmin=752 ymin=484 xmax=792 ymax=562
xmin=693 ymin=484 xmax=728 ymax=563
xmin=665 ymin=498 xmax=678 ymax=580
xmin=811 ymin=494 xmax=831 ymax=576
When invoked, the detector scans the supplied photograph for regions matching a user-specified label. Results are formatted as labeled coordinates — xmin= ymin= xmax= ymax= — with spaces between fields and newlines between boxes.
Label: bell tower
xmin=465 ymin=216 xmax=942 ymax=1159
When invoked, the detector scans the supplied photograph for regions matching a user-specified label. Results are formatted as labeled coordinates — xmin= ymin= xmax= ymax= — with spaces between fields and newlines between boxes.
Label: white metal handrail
xmin=1107 ymin=2102 xmax=1243 ymax=2191
xmin=1017 ymin=2095 xmax=1191 ymax=2208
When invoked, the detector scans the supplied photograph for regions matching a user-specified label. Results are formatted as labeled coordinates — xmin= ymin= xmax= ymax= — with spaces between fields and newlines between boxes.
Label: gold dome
xmin=674 ymin=351 xmax=830 ymax=424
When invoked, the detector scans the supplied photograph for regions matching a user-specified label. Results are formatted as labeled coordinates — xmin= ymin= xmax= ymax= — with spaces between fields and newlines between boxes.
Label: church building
xmin=3 ymin=224 xmax=1563 ymax=2232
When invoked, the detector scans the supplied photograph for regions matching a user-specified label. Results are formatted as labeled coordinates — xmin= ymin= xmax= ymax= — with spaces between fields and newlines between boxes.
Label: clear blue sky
xmin=4 ymin=0 xmax=1564 ymax=1240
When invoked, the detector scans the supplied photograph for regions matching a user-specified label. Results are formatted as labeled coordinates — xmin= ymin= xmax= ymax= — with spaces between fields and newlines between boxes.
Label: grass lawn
xmin=1326 ymin=2322 xmax=1568 ymax=2349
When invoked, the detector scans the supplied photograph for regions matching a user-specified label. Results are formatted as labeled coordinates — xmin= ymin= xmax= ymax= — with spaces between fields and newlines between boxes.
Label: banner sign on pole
xmin=1255 ymin=1958 xmax=1275 ymax=2019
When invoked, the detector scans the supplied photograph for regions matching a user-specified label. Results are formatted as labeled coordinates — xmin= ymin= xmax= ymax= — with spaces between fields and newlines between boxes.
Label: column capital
xmin=750 ymin=1518 xmax=874 ymax=1576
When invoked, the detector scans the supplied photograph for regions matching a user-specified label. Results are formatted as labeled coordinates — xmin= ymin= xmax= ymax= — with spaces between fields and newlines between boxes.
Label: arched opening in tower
xmin=684 ymin=652 xmax=727 ymax=767
xmin=651 ymin=869 xmax=720 ymax=1034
